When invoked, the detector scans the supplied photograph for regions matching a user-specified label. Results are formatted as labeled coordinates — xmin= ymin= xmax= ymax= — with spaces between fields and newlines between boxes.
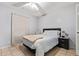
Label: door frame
xmin=76 ymin=4 xmax=79 ymax=55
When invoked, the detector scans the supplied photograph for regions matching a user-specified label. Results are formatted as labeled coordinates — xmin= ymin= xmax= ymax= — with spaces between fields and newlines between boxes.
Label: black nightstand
xmin=58 ymin=37 xmax=69 ymax=50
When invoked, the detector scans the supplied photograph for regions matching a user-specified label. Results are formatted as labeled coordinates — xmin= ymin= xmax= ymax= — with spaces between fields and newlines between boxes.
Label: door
xmin=76 ymin=5 xmax=79 ymax=55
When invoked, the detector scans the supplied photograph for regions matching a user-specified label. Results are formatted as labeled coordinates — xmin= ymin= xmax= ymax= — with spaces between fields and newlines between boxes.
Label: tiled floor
xmin=0 ymin=45 xmax=76 ymax=56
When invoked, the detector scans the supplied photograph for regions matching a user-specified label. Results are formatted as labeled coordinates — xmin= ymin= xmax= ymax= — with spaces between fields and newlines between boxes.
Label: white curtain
xmin=12 ymin=14 xmax=28 ymax=45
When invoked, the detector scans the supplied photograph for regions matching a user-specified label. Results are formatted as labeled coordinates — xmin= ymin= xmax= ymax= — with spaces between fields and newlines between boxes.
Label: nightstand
xmin=58 ymin=37 xmax=69 ymax=50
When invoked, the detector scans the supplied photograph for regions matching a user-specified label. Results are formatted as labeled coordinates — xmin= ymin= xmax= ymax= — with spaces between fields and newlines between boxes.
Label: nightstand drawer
xmin=59 ymin=39 xmax=65 ymax=43
xmin=59 ymin=43 xmax=65 ymax=47
xmin=60 ymin=43 xmax=65 ymax=47
xmin=58 ymin=37 xmax=69 ymax=50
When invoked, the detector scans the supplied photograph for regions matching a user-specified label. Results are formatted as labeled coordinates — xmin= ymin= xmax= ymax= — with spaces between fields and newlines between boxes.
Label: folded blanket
xmin=23 ymin=34 xmax=44 ymax=43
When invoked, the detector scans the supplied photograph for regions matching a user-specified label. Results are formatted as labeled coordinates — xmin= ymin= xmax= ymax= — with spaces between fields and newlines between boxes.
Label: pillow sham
xmin=43 ymin=31 xmax=59 ymax=38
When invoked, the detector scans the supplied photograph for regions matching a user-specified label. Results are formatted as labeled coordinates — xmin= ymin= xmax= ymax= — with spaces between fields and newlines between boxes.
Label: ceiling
xmin=1 ymin=2 xmax=75 ymax=9
xmin=0 ymin=2 xmax=51 ymax=16
xmin=0 ymin=2 xmax=76 ymax=16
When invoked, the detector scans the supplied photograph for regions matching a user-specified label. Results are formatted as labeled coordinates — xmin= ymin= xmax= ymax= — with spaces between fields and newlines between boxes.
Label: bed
xmin=23 ymin=28 xmax=61 ymax=56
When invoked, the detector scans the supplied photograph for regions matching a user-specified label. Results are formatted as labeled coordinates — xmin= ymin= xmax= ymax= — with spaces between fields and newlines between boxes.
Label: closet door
xmin=12 ymin=14 xmax=28 ymax=44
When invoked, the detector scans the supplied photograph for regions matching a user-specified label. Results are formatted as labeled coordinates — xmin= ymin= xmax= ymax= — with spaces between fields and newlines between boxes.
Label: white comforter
xmin=23 ymin=36 xmax=58 ymax=56
xmin=34 ymin=37 xmax=58 ymax=56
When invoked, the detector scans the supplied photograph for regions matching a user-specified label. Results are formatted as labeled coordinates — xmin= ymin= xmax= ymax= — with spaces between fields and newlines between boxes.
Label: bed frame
xmin=23 ymin=28 xmax=61 ymax=56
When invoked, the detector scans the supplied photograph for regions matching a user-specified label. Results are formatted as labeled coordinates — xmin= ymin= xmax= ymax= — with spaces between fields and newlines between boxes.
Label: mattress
xmin=23 ymin=39 xmax=35 ymax=49
xmin=23 ymin=34 xmax=44 ymax=49
xmin=23 ymin=34 xmax=58 ymax=56
xmin=23 ymin=36 xmax=58 ymax=56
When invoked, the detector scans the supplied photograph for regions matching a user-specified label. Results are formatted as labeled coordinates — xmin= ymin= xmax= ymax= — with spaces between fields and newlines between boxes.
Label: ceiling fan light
xmin=23 ymin=2 xmax=39 ymax=11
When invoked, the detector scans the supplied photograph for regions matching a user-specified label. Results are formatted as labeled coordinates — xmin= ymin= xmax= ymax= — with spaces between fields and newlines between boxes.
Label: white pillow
xmin=43 ymin=31 xmax=59 ymax=38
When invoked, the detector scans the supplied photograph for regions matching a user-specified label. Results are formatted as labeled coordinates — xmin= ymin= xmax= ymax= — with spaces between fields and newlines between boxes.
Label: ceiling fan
xmin=13 ymin=2 xmax=29 ymax=7
xmin=12 ymin=2 xmax=47 ymax=16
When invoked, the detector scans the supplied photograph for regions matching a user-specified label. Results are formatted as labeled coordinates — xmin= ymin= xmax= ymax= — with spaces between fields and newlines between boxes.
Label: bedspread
xmin=34 ymin=37 xmax=58 ymax=56
xmin=23 ymin=35 xmax=58 ymax=56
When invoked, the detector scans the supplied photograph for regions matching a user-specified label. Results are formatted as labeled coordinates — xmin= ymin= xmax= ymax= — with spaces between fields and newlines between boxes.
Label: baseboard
xmin=0 ymin=44 xmax=11 ymax=49
xmin=76 ymin=50 xmax=79 ymax=55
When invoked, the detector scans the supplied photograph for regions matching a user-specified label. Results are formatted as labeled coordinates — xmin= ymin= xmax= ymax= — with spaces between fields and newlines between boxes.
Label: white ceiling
xmin=0 ymin=2 xmax=76 ymax=16
xmin=0 ymin=2 xmax=75 ymax=10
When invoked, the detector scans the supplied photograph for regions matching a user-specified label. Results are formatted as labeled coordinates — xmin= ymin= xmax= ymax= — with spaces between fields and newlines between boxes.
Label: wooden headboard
xmin=43 ymin=28 xmax=61 ymax=37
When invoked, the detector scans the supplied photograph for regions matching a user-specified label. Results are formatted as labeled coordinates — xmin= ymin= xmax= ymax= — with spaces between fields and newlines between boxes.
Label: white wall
xmin=0 ymin=4 xmax=38 ymax=48
xmin=0 ymin=2 xmax=76 ymax=49
xmin=0 ymin=5 xmax=11 ymax=48
xmin=38 ymin=3 xmax=76 ymax=49
xmin=26 ymin=16 xmax=38 ymax=34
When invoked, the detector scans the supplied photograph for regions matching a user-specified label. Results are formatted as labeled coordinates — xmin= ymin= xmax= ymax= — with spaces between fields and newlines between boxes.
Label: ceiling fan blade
xmin=13 ymin=2 xmax=29 ymax=7
xmin=34 ymin=3 xmax=47 ymax=16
